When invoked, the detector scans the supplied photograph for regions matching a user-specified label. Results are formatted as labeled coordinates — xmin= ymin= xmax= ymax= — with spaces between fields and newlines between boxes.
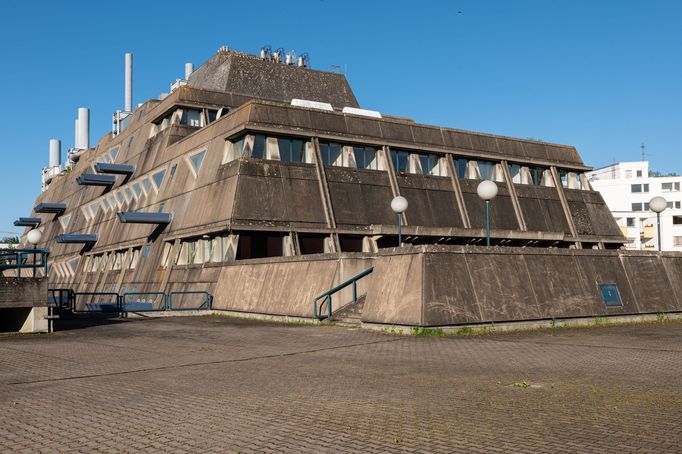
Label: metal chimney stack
xmin=185 ymin=62 xmax=194 ymax=80
xmin=77 ymin=107 xmax=90 ymax=149
xmin=49 ymin=139 xmax=61 ymax=167
xmin=125 ymin=52 xmax=133 ymax=112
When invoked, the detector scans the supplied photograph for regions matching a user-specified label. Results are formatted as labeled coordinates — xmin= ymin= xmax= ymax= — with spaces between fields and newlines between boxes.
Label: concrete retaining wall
xmin=212 ymin=253 xmax=374 ymax=317
xmin=362 ymin=246 xmax=682 ymax=326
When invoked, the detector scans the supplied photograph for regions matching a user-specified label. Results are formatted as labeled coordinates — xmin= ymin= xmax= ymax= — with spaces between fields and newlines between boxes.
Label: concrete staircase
xmin=330 ymin=294 xmax=365 ymax=326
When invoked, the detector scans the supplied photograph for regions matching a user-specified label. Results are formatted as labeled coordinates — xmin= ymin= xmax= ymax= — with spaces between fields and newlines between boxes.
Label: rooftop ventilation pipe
xmin=185 ymin=63 xmax=193 ymax=80
xmin=125 ymin=52 xmax=133 ymax=112
xmin=49 ymin=139 xmax=61 ymax=168
xmin=77 ymin=107 xmax=89 ymax=149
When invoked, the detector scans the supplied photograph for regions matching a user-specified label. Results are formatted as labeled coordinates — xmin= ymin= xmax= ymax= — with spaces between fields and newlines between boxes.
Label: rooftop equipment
xmin=93 ymin=163 xmax=135 ymax=176
xmin=185 ymin=62 xmax=194 ymax=80
xmin=116 ymin=212 xmax=172 ymax=225
xmin=49 ymin=139 xmax=61 ymax=168
xmin=297 ymin=53 xmax=309 ymax=68
xmin=55 ymin=234 xmax=98 ymax=244
xmin=291 ymin=99 xmax=334 ymax=112
xmin=342 ymin=107 xmax=382 ymax=119
xmin=259 ymin=45 xmax=272 ymax=60
xmin=13 ymin=218 xmax=41 ymax=228
xmin=76 ymin=174 xmax=117 ymax=187
xmin=34 ymin=203 xmax=67 ymax=214
xmin=125 ymin=52 xmax=133 ymax=112
xmin=273 ymin=48 xmax=284 ymax=63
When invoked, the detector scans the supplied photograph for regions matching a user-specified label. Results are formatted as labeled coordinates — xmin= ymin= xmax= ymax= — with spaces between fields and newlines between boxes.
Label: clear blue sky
xmin=1 ymin=0 xmax=681 ymax=234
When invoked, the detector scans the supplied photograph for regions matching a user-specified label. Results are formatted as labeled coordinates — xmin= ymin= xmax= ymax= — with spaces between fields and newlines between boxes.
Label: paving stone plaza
xmin=1 ymin=317 xmax=680 ymax=453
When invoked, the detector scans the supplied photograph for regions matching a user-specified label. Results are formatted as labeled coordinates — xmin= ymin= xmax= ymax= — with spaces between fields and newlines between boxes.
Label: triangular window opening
xmin=152 ymin=170 xmax=166 ymax=190
xmin=189 ymin=150 xmax=206 ymax=177
xmin=59 ymin=214 xmax=71 ymax=230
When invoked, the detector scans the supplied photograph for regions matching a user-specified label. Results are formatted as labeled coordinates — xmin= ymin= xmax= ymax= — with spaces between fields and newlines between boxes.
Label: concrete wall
xmin=0 ymin=277 xmax=48 ymax=333
xmin=362 ymin=246 xmax=682 ymax=326
xmin=212 ymin=253 xmax=374 ymax=317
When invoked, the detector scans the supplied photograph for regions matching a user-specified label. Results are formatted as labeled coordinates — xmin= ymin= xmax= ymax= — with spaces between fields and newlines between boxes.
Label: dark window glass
xmin=252 ymin=134 xmax=266 ymax=159
xmin=207 ymin=110 xmax=218 ymax=123
xmin=454 ymin=158 xmax=467 ymax=178
xmin=319 ymin=142 xmax=342 ymax=166
xmin=477 ymin=160 xmax=495 ymax=180
xmin=277 ymin=137 xmax=305 ymax=162
xmin=631 ymin=184 xmax=642 ymax=193
xmin=632 ymin=203 xmax=642 ymax=211
xmin=339 ymin=236 xmax=363 ymax=252
xmin=636 ymin=170 xmax=642 ymax=177
xmin=417 ymin=153 xmax=441 ymax=176
xmin=298 ymin=234 xmax=326 ymax=255
xmin=392 ymin=150 xmax=409 ymax=173
xmin=236 ymin=231 xmax=284 ymax=259
xmin=626 ymin=217 xmax=635 ymax=227
xmin=529 ymin=167 xmax=544 ymax=185
xmin=353 ymin=146 xmax=377 ymax=170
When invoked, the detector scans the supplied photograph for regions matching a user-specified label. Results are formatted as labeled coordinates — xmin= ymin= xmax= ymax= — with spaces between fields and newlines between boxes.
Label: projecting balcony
xmin=75 ymin=174 xmax=116 ymax=187
xmin=116 ymin=212 xmax=172 ymax=225
xmin=93 ymin=163 xmax=135 ymax=175
xmin=13 ymin=217 xmax=41 ymax=227
xmin=55 ymin=234 xmax=98 ymax=244
xmin=34 ymin=203 xmax=67 ymax=214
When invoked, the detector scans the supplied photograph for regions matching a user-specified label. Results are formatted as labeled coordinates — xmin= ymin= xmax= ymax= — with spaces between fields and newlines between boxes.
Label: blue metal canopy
xmin=55 ymin=234 xmax=98 ymax=244
xmin=13 ymin=217 xmax=41 ymax=227
xmin=117 ymin=212 xmax=172 ymax=224
xmin=94 ymin=163 xmax=135 ymax=175
xmin=34 ymin=202 xmax=67 ymax=214
xmin=76 ymin=174 xmax=116 ymax=186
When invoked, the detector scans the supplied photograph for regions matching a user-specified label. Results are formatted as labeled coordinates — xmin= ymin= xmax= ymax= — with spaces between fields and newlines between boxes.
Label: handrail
xmin=0 ymin=248 xmax=49 ymax=277
xmin=313 ymin=267 xmax=373 ymax=320
xmin=168 ymin=291 xmax=213 ymax=310
xmin=121 ymin=292 xmax=167 ymax=311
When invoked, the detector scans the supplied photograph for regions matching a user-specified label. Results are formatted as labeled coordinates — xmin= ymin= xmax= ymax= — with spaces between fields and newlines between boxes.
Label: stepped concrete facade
xmin=23 ymin=48 xmax=682 ymax=325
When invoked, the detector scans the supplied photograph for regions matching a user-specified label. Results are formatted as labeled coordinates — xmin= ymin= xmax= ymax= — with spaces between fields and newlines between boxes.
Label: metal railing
xmin=313 ymin=267 xmax=373 ymax=320
xmin=48 ymin=289 xmax=214 ymax=314
xmin=1 ymin=248 xmax=49 ymax=277
xmin=73 ymin=292 xmax=122 ymax=313
xmin=121 ymin=292 xmax=167 ymax=312
xmin=168 ymin=291 xmax=213 ymax=311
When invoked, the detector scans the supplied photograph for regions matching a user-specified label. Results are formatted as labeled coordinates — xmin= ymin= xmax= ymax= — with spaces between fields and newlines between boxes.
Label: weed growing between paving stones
xmin=411 ymin=327 xmax=445 ymax=337
xmin=657 ymin=311 xmax=669 ymax=322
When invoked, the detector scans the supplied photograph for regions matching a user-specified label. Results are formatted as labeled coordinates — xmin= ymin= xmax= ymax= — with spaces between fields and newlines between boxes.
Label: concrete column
xmin=382 ymin=146 xmax=409 ymax=226
xmin=444 ymin=154 xmax=471 ymax=229
xmin=311 ymin=138 xmax=340 ymax=252
xmin=550 ymin=166 xmax=581 ymax=248
xmin=501 ymin=160 xmax=527 ymax=231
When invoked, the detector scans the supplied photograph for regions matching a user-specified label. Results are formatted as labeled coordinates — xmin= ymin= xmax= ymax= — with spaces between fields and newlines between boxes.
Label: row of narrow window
xmin=222 ymin=133 xmax=590 ymax=188
xmin=72 ymin=149 xmax=207 ymax=228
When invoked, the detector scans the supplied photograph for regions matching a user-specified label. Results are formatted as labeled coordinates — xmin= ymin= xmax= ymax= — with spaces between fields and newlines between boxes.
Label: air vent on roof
xmin=342 ymin=107 xmax=382 ymax=119
xmin=291 ymin=99 xmax=334 ymax=112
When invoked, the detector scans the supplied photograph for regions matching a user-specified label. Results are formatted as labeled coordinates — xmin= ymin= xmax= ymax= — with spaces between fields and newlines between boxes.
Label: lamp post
xmin=391 ymin=196 xmax=408 ymax=247
xmin=476 ymin=180 xmax=498 ymax=246
xmin=649 ymin=196 xmax=667 ymax=251
xmin=26 ymin=229 xmax=42 ymax=277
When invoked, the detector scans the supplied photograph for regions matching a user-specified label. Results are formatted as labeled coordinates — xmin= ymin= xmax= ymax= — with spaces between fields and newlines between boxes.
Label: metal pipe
xmin=486 ymin=200 xmax=491 ymax=246
xmin=49 ymin=139 xmax=61 ymax=167
xmin=125 ymin=53 xmax=133 ymax=112
xmin=657 ymin=212 xmax=661 ymax=252
xmin=185 ymin=62 xmax=194 ymax=80
xmin=397 ymin=213 xmax=402 ymax=247
xmin=77 ymin=107 xmax=89 ymax=149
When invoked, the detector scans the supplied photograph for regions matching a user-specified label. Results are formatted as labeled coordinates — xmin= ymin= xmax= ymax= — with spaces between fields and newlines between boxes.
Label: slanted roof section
xmin=188 ymin=50 xmax=359 ymax=109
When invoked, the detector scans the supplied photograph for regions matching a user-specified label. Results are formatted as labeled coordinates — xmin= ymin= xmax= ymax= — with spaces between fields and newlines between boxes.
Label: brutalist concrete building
xmin=24 ymin=47 xmax=682 ymax=326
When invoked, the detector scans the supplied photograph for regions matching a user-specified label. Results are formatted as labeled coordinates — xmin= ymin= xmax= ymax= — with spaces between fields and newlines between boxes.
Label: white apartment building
xmin=587 ymin=161 xmax=682 ymax=251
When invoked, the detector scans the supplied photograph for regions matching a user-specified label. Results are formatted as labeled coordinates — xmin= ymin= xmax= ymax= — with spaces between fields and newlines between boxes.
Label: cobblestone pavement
xmin=1 ymin=316 xmax=681 ymax=453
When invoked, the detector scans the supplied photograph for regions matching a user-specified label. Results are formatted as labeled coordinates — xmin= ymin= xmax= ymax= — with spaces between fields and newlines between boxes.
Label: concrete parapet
xmin=362 ymin=246 xmax=682 ymax=326
xmin=0 ymin=277 xmax=48 ymax=333
xmin=212 ymin=253 xmax=374 ymax=317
